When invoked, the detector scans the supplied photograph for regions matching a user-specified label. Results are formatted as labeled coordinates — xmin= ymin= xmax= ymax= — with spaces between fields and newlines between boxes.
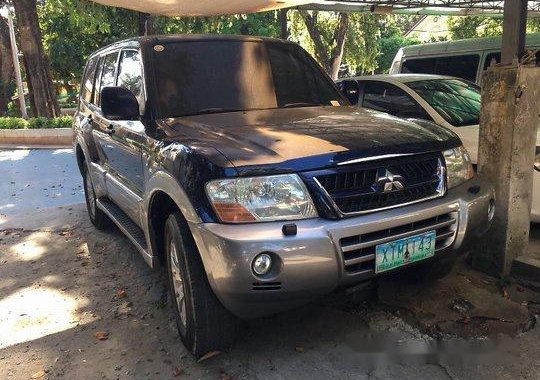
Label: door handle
xmin=106 ymin=124 xmax=115 ymax=136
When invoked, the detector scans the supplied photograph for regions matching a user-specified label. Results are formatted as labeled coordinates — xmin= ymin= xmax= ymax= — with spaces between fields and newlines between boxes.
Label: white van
xmin=389 ymin=33 xmax=540 ymax=84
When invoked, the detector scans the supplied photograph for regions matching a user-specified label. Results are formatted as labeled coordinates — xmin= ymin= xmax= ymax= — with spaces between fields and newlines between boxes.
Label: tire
xmin=389 ymin=254 xmax=457 ymax=283
xmin=82 ymin=164 xmax=111 ymax=230
xmin=164 ymin=212 xmax=239 ymax=357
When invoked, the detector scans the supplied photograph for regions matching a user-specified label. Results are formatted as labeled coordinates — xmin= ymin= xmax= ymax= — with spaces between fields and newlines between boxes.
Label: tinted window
xmin=98 ymin=52 xmax=119 ymax=104
xmin=81 ymin=57 xmax=98 ymax=103
xmin=151 ymin=41 xmax=343 ymax=118
xmin=483 ymin=52 xmax=501 ymax=70
xmin=402 ymin=54 xmax=480 ymax=82
xmin=267 ymin=43 xmax=339 ymax=107
xmin=361 ymin=81 xmax=430 ymax=120
xmin=407 ymin=79 xmax=480 ymax=127
xmin=117 ymin=50 xmax=144 ymax=108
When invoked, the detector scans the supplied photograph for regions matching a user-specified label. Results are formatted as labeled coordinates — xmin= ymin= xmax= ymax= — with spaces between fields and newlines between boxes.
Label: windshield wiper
xmin=191 ymin=107 xmax=245 ymax=116
xmin=282 ymin=102 xmax=322 ymax=108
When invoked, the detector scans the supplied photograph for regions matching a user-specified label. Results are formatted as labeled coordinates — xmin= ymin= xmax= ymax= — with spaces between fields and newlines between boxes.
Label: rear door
xmin=92 ymin=51 xmax=120 ymax=171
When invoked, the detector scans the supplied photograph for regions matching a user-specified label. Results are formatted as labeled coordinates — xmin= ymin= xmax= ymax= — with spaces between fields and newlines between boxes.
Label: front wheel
xmin=164 ymin=212 xmax=239 ymax=357
xmin=82 ymin=165 xmax=111 ymax=230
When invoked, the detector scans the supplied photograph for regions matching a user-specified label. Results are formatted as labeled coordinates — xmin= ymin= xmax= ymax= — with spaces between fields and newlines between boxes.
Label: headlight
xmin=206 ymin=174 xmax=318 ymax=223
xmin=444 ymin=146 xmax=474 ymax=189
xmin=534 ymin=148 xmax=540 ymax=172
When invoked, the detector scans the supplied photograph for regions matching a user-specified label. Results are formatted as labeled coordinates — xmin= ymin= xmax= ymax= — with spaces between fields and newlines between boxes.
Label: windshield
xmin=151 ymin=40 xmax=344 ymax=118
xmin=407 ymin=79 xmax=480 ymax=127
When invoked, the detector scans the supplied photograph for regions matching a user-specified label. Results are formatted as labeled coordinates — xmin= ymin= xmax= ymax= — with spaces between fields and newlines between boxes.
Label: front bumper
xmin=189 ymin=175 xmax=494 ymax=318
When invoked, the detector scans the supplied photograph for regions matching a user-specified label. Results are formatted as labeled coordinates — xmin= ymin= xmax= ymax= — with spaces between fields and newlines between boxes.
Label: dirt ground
xmin=1 ymin=204 xmax=539 ymax=380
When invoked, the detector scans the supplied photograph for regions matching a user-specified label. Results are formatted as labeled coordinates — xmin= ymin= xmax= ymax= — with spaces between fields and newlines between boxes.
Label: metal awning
xmin=299 ymin=1 xmax=540 ymax=17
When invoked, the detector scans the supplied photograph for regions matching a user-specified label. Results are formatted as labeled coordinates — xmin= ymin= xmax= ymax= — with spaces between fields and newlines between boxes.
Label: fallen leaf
xmin=93 ymin=331 xmax=109 ymax=340
xmin=31 ymin=370 xmax=45 ymax=379
xmin=173 ymin=367 xmax=184 ymax=377
xmin=116 ymin=289 xmax=127 ymax=299
xmin=197 ymin=350 xmax=220 ymax=362
xmin=502 ymin=288 xmax=509 ymax=298
xmin=295 ymin=346 xmax=304 ymax=353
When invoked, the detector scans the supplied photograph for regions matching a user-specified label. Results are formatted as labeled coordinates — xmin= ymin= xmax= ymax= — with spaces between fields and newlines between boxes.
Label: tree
xmin=0 ymin=16 xmax=14 ymax=115
xmin=297 ymin=10 xmax=349 ymax=79
xmin=12 ymin=0 xmax=59 ymax=117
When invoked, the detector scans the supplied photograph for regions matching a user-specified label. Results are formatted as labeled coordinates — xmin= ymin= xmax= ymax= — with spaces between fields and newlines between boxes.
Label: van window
xmin=401 ymin=54 xmax=480 ymax=82
xmin=117 ymin=50 xmax=144 ymax=107
xmin=483 ymin=52 xmax=501 ymax=70
xmin=81 ymin=57 xmax=98 ymax=103
xmin=361 ymin=81 xmax=431 ymax=120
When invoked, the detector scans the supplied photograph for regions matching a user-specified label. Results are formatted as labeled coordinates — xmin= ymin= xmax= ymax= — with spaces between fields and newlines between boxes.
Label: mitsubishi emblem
xmin=373 ymin=169 xmax=404 ymax=193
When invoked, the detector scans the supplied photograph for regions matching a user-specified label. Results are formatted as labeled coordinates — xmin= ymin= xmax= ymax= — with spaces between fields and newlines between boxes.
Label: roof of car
xmin=342 ymin=73 xmax=457 ymax=84
xmin=88 ymin=34 xmax=291 ymax=58
xmin=399 ymin=32 xmax=540 ymax=57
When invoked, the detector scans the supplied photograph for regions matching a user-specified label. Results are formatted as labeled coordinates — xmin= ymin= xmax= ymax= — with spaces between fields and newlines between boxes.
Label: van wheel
xmin=164 ymin=212 xmax=239 ymax=357
xmin=390 ymin=254 xmax=457 ymax=283
xmin=82 ymin=165 xmax=111 ymax=230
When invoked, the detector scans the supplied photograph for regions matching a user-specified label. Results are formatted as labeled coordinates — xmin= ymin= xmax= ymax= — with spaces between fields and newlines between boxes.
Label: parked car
xmin=389 ymin=33 xmax=540 ymax=84
xmin=74 ymin=35 xmax=494 ymax=357
xmin=336 ymin=73 xmax=540 ymax=222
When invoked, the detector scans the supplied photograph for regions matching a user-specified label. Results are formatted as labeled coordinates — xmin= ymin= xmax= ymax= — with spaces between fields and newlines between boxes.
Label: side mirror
xmin=338 ymin=79 xmax=360 ymax=105
xmin=101 ymin=86 xmax=139 ymax=120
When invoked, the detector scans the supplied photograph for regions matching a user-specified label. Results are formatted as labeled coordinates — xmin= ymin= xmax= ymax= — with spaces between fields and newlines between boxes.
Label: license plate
xmin=375 ymin=230 xmax=436 ymax=273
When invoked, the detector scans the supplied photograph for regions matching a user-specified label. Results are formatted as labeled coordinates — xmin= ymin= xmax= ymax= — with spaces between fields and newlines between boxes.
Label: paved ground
xmin=0 ymin=149 xmax=539 ymax=380
xmin=0 ymin=149 xmax=84 ymax=217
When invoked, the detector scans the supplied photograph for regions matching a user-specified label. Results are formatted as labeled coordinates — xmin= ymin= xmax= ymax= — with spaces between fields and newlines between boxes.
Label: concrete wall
xmin=0 ymin=128 xmax=73 ymax=147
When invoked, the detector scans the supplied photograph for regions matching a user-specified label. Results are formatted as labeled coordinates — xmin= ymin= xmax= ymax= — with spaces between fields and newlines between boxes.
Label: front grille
xmin=314 ymin=153 xmax=444 ymax=215
xmin=339 ymin=212 xmax=458 ymax=274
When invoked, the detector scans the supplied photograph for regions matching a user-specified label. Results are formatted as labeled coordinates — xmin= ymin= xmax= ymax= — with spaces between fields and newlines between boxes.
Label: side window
xmin=402 ymin=54 xmax=480 ymax=82
xmin=362 ymin=81 xmax=431 ymax=120
xmin=97 ymin=51 xmax=119 ymax=106
xmin=483 ymin=52 xmax=501 ymax=70
xmin=81 ymin=57 xmax=98 ymax=103
xmin=117 ymin=50 xmax=144 ymax=108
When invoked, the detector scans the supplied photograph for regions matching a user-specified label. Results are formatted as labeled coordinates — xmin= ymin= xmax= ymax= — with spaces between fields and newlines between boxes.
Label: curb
xmin=511 ymin=255 xmax=540 ymax=290
xmin=0 ymin=128 xmax=73 ymax=147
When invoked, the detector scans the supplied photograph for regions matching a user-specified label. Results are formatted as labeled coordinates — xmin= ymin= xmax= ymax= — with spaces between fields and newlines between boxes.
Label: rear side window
xmin=94 ymin=52 xmax=118 ymax=106
xmin=117 ymin=50 xmax=144 ymax=104
xmin=81 ymin=57 xmax=98 ymax=103
xmin=401 ymin=54 xmax=480 ymax=82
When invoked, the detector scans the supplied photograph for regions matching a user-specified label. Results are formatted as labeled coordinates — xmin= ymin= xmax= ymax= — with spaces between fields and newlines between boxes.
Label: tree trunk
xmin=0 ymin=17 xmax=13 ymax=115
xmin=299 ymin=11 xmax=349 ymax=80
xmin=12 ymin=0 xmax=59 ymax=117
xmin=328 ymin=13 xmax=349 ymax=80
xmin=279 ymin=9 xmax=289 ymax=40
xmin=138 ymin=12 xmax=154 ymax=36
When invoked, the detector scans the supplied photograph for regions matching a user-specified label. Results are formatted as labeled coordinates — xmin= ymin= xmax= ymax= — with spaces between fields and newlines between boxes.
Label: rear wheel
xmin=164 ymin=212 xmax=239 ymax=357
xmin=82 ymin=165 xmax=111 ymax=230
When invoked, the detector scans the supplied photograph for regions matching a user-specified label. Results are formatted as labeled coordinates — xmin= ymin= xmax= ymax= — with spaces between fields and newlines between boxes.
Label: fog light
xmin=252 ymin=253 xmax=272 ymax=276
xmin=488 ymin=199 xmax=495 ymax=222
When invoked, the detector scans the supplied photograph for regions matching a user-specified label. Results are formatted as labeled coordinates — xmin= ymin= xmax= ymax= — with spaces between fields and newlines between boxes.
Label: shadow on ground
xmin=0 ymin=204 xmax=539 ymax=380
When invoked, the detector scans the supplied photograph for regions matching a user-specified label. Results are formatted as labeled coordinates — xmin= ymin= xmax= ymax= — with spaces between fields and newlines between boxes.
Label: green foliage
xmin=448 ymin=16 xmax=502 ymax=39
xmin=376 ymin=35 xmax=419 ymax=74
xmin=39 ymin=0 xmax=138 ymax=82
xmin=0 ymin=116 xmax=72 ymax=129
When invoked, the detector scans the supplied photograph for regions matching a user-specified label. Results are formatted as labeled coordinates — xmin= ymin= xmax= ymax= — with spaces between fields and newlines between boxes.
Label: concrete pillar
xmin=472 ymin=64 xmax=540 ymax=276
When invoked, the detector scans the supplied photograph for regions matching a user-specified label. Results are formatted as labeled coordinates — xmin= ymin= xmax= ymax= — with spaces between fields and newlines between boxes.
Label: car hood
xmin=162 ymin=106 xmax=460 ymax=175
